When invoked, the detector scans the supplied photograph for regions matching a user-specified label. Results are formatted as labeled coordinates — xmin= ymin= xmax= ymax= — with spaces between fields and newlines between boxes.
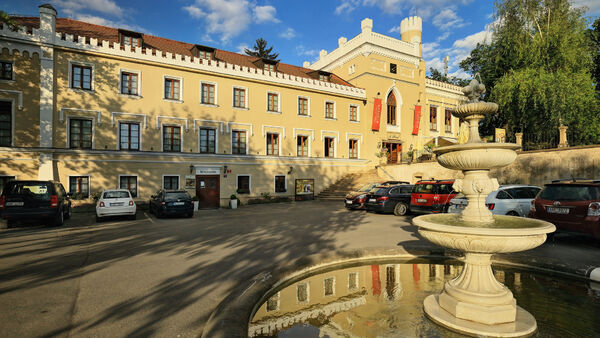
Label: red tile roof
xmin=13 ymin=16 xmax=355 ymax=88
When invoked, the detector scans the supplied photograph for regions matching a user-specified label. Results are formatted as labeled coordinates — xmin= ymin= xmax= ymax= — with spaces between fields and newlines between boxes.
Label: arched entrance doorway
xmin=383 ymin=91 xmax=401 ymax=163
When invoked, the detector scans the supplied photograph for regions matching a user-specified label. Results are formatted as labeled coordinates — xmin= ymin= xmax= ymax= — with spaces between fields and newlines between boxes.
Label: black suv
xmin=0 ymin=180 xmax=72 ymax=227
xmin=149 ymin=190 xmax=194 ymax=218
xmin=365 ymin=184 xmax=414 ymax=216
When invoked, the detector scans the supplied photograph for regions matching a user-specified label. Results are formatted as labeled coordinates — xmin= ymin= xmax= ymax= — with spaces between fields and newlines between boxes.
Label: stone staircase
xmin=316 ymin=169 xmax=383 ymax=201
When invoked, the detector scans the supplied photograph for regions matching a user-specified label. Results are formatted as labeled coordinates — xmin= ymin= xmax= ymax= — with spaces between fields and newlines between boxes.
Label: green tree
xmin=0 ymin=10 xmax=21 ymax=32
xmin=460 ymin=0 xmax=600 ymax=147
xmin=588 ymin=18 xmax=600 ymax=92
xmin=428 ymin=67 xmax=470 ymax=86
xmin=244 ymin=38 xmax=279 ymax=60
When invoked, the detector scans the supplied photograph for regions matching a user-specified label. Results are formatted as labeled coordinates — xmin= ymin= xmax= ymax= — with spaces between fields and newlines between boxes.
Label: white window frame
xmin=231 ymin=128 xmax=249 ymax=155
xmin=348 ymin=271 xmax=359 ymax=291
xmin=66 ymin=116 xmax=95 ymax=149
xmin=161 ymin=123 xmax=184 ymax=153
xmin=296 ymin=134 xmax=311 ymax=157
xmin=348 ymin=138 xmax=360 ymax=159
xmin=323 ymin=276 xmax=336 ymax=296
xmin=297 ymin=95 xmax=311 ymax=117
xmin=118 ymin=174 xmax=139 ymax=197
xmin=349 ymin=104 xmax=360 ymax=123
xmin=0 ymin=60 xmax=15 ymax=82
xmin=200 ymin=80 xmax=218 ymax=106
xmin=67 ymin=175 xmax=91 ymax=198
xmin=273 ymin=174 xmax=287 ymax=194
xmin=266 ymin=291 xmax=280 ymax=312
xmin=163 ymin=75 xmax=183 ymax=103
xmin=236 ymin=174 xmax=251 ymax=194
xmin=323 ymin=136 xmax=337 ymax=158
xmin=118 ymin=68 xmax=141 ymax=97
xmin=162 ymin=174 xmax=180 ymax=190
xmin=117 ymin=120 xmax=142 ymax=151
xmin=266 ymin=91 xmax=281 ymax=114
xmin=68 ymin=60 xmax=95 ymax=92
xmin=430 ymin=105 xmax=439 ymax=132
xmin=296 ymin=282 xmax=310 ymax=304
xmin=0 ymin=98 xmax=15 ymax=147
xmin=324 ymin=100 xmax=336 ymax=120
xmin=232 ymin=85 xmax=249 ymax=109
xmin=198 ymin=126 xmax=219 ymax=154
xmin=265 ymin=131 xmax=281 ymax=156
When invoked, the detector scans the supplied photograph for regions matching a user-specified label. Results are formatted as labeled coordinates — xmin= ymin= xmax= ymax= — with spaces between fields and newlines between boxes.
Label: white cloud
xmin=253 ymin=5 xmax=280 ymax=23
xmin=279 ymin=28 xmax=297 ymax=40
xmin=571 ymin=0 xmax=600 ymax=14
xmin=74 ymin=14 xmax=150 ymax=33
xmin=448 ymin=68 xmax=470 ymax=79
xmin=237 ymin=44 xmax=249 ymax=54
xmin=335 ymin=0 xmax=474 ymax=18
xmin=335 ymin=0 xmax=360 ymax=15
xmin=452 ymin=26 xmax=492 ymax=49
xmin=388 ymin=25 xmax=401 ymax=34
xmin=433 ymin=8 xmax=466 ymax=31
xmin=436 ymin=31 xmax=450 ymax=42
xmin=296 ymin=45 xmax=318 ymax=57
xmin=55 ymin=0 xmax=123 ymax=17
xmin=426 ymin=57 xmax=445 ymax=72
xmin=422 ymin=42 xmax=440 ymax=59
xmin=183 ymin=0 xmax=252 ymax=42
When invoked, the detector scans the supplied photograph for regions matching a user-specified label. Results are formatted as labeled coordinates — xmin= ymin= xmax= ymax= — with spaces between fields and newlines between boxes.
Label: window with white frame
xmin=298 ymin=97 xmax=309 ymax=116
xmin=324 ymin=137 xmax=335 ymax=158
xmin=0 ymin=101 xmax=11 ymax=147
xmin=164 ymin=77 xmax=180 ymax=100
xmin=349 ymin=105 xmax=358 ymax=122
xmin=349 ymin=139 xmax=358 ymax=159
xmin=199 ymin=128 xmax=216 ymax=154
xmin=297 ymin=135 xmax=309 ymax=157
xmin=201 ymin=82 xmax=216 ymax=105
xmin=297 ymin=283 xmax=309 ymax=303
xmin=430 ymin=106 xmax=438 ymax=131
xmin=69 ymin=118 xmax=92 ymax=149
xmin=163 ymin=125 xmax=181 ymax=152
xmin=163 ymin=175 xmax=179 ymax=190
xmin=237 ymin=175 xmax=250 ymax=194
xmin=71 ymin=63 xmax=92 ymax=90
xmin=120 ymin=176 xmax=138 ymax=197
xmin=266 ymin=292 xmax=280 ymax=312
xmin=233 ymin=87 xmax=247 ymax=108
xmin=69 ymin=176 xmax=90 ymax=197
xmin=0 ymin=61 xmax=13 ymax=80
xmin=119 ymin=122 xmax=140 ymax=150
xmin=324 ymin=277 xmax=335 ymax=296
xmin=232 ymin=130 xmax=247 ymax=155
xmin=348 ymin=272 xmax=359 ymax=291
xmin=266 ymin=132 xmax=279 ymax=156
xmin=120 ymin=71 xmax=139 ymax=95
xmin=275 ymin=175 xmax=286 ymax=193
xmin=325 ymin=101 xmax=335 ymax=119
xmin=267 ymin=92 xmax=279 ymax=112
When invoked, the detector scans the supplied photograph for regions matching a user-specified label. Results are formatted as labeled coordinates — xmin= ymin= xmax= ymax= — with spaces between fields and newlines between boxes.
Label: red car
xmin=529 ymin=179 xmax=600 ymax=240
xmin=409 ymin=179 xmax=457 ymax=214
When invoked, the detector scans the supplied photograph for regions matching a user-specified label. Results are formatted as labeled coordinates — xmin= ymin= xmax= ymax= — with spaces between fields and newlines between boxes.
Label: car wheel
xmin=65 ymin=204 xmax=72 ymax=220
xmin=506 ymin=211 xmax=519 ymax=216
xmin=394 ymin=202 xmax=408 ymax=216
xmin=54 ymin=209 xmax=64 ymax=226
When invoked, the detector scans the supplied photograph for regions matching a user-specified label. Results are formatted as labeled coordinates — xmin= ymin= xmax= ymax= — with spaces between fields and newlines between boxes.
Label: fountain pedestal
xmin=413 ymin=77 xmax=555 ymax=337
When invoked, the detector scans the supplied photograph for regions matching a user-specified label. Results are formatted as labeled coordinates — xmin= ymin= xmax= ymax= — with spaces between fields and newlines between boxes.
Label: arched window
xmin=387 ymin=92 xmax=396 ymax=125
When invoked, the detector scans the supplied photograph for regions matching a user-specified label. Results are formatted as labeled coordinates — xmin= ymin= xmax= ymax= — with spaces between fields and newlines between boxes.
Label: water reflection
xmin=249 ymin=263 xmax=600 ymax=337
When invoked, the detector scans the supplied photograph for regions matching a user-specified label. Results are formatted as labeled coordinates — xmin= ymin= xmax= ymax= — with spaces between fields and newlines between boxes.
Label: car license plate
xmin=369 ymin=198 xmax=376 ymax=203
xmin=345 ymin=200 xmax=353 ymax=204
xmin=417 ymin=199 xmax=427 ymax=203
xmin=6 ymin=201 xmax=24 ymax=206
xmin=110 ymin=202 xmax=124 ymax=206
xmin=174 ymin=202 xmax=185 ymax=206
xmin=547 ymin=207 xmax=569 ymax=214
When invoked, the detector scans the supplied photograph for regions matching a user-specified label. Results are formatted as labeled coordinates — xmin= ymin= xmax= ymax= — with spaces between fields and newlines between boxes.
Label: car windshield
xmin=540 ymin=185 xmax=599 ymax=201
xmin=165 ymin=192 xmax=190 ymax=201
xmin=414 ymin=184 xmax=434 ymax=193
xmin=4 ymin=182 xmax=51 ymax=200
xmin=359 ymin=183 xmax=377 ymax=192
xmin=103 ymin=191 xmax=130 ymax=199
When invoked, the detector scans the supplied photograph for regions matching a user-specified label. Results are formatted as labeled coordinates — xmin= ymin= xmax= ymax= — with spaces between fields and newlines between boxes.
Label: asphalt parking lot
xmin=0 ymin=201 xmax=599 ymax=337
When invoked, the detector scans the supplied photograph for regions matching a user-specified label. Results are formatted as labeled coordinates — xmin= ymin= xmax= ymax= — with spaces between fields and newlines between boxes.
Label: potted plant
xmin=191 ymin=195 xmax=199 ymax=211
xmin=230 ymin=194 xmax=238 ymax=209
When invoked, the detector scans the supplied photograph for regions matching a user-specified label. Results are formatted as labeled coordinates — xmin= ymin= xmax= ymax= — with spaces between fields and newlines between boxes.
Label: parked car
xmin=345 ymin=181 xmax=409 ymax=210
xmin=448 ymin=185 xmax=541 ymax=216
xmin=365 ymin=184 xmax=414 ymax=215
xmin=529 ymin=179 xmax=600 ymax=240
xmin=409 ymin=180 xmax=457 ymax=214
xmin=0 ymin=180 xmax=71 ymax=227
xmin=149 ymin=190 xmax=194 ymax=218
xmin=96 ymin=189 xmax=137 ymax=222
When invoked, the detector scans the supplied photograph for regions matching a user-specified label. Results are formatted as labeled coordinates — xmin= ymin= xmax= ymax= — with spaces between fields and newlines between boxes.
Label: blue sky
xmin=4 ymin=0 xmax=599 ymax=78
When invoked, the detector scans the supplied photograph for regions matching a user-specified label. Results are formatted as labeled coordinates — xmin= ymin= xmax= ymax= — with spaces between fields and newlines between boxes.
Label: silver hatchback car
xmin=448 ymin=185 xmax=541 ymax=217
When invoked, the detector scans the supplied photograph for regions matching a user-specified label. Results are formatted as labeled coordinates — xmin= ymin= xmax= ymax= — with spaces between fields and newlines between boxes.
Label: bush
xmin=90 ymin=191 xmax=102 ymax=202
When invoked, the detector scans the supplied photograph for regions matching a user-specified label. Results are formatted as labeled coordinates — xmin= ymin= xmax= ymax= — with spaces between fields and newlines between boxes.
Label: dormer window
xmin=264 ymin=63 xmax=275 ymax=72
xmin=319 ymin=74 xmax=329 ymax=82
xmin=191 ymin=45 xmax=216 ymax=61
xmin=119 ymin=29 xmax=143 ymax=48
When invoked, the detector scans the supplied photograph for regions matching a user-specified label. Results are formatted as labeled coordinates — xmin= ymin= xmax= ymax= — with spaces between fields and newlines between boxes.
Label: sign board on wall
xmin=495 ymin=128 xmax=506 ymax=143
xmin=195 ymin=166 xmax=221 ymax=175
xmin=295 ymin=179 xmax=315 ymax=201
xmin=371 ymin=98 xmax=382 ymax=131
xmin=412 ymin=105 xmax=421 ymax=135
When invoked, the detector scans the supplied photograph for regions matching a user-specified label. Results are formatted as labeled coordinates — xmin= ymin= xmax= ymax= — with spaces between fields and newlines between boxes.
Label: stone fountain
xmin=413 ymin=76 xmax=555 ymax=337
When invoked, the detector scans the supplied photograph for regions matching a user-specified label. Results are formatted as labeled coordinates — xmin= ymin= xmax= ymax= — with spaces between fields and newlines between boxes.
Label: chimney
xmin=302 ymin=61 xmax=310 ymax=68
xmin=319 ymin=49 xmax=327 ymax=59
xmin=38 ymin=4 xmax=57 ymax=43
xmin=338 ymin=37 xmax=347 ymax=47
xmin=361 ymin=18 xmax=373 ymax=33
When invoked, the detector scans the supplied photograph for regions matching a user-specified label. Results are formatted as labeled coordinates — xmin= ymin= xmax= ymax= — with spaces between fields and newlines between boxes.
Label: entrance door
xmin=196 ymin=175 xmax=220 ymax=208
xmin=383 ymin=142 xmax=402 ymax=164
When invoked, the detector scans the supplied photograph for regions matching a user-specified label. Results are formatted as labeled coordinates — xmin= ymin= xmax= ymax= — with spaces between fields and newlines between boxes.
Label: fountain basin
xmin=453 ymin=101 xmax=498 ymax=119
xmin=434 ymin=143 xmax=521 ymax=170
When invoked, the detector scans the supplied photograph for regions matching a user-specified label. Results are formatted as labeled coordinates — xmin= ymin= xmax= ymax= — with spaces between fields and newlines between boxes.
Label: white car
xmin=96 ymin=189 xmax=137 ymax=222
xmin=448 ymin=185 xmax=541 ymax=217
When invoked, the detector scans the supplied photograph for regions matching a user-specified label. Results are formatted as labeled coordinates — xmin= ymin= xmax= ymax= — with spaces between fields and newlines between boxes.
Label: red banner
xmin=371 ymin=98 xmax=382 ymax=131
xmin=412 ymin=105 xmax=421 ymax=135
xmin=371 ymin=265 xmax=381 ymax=296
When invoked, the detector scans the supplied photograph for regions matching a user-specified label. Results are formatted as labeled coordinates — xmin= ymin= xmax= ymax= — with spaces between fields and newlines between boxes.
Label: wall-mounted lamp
xmin=189 ymin=164 xmax=194 ymax=174
xmin=223 ymin=165 xmax=228 ymax=178
xmin=287 ymin=166 xmax=293 ymax=174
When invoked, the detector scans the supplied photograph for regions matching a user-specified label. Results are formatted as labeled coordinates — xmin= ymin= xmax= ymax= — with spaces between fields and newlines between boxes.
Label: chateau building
xmin=0 ymin=4 xmax=465 ymax=207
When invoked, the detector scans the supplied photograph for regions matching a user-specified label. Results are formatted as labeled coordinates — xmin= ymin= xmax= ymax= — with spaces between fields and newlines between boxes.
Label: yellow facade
xmin=0 ymin=5 xmax=465 ymax=206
